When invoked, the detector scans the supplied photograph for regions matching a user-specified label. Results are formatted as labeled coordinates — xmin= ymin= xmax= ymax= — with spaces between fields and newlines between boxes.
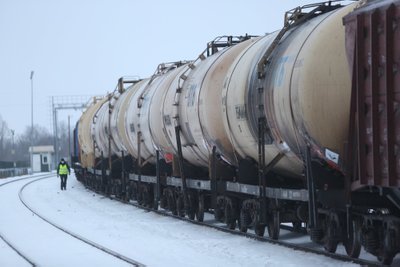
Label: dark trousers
xmin=60 ymin=174 xmax=68 ymax=190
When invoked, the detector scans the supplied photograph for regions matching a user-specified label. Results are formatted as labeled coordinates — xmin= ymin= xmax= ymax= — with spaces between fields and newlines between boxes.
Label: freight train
xmin=72 ymin=0 xmax=400 ymax=264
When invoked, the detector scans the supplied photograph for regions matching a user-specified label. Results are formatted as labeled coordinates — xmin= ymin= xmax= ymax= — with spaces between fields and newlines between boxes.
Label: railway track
xmin=100 ymin=191 xmax=383 ymax=267
xmin=0 ymin=233 xmax=36 ymax=267
xmin=0 ymin=174 xmax=145 ymax=267
xmin=0 ymin=174 xmax=53 ymax=267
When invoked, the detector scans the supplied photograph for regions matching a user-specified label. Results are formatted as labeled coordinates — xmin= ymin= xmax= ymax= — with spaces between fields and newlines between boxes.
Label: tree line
xmin=0 ymin=114 xmax=72 ymax=167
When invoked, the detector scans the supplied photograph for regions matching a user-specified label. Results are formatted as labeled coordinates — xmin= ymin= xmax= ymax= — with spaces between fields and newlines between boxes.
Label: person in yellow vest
xmin=57 ymin=158 xmax=71 ymax=190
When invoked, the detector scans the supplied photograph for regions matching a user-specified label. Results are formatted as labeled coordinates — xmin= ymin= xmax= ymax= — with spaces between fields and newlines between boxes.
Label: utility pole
xmin=30 ymin=71 xmax=34 ymax=173
xmin=68 ymin=115 xmax=71 ymax=165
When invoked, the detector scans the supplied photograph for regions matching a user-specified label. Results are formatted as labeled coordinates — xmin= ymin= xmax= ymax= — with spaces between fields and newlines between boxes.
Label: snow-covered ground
xmin=0 ymin=173 xmax=368 ymax=266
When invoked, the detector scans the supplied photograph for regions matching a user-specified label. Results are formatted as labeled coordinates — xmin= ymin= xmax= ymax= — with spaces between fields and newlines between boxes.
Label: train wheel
xmin=152 ymin=192 xmax=159 ymax=211
xmin=225 ymin=200 xmax=236 ymax=230
xmin=188 ymin=210 xmax=195 ymax=220
xmin=214 ymin=201 xmax=224 ymax=222
xmin=292 ymin=222 xmax=302 ymax=232
xmin=187 ymin=193 xmax=196 ymax=220
xmin=160 ymin=193 xmax=167 ymax=209
xmin=324 ymin=217 xmax=339 ymax=253
xmin=176 ymin=195 xmax=185 ymax=217
xmin=255 ymin=223 xmax=265 ymax=237
xmin=151 ymin=184 xmax=158 ymax=210
xmin=152 ymin=201 xmax=159 ymax=210
xmin=131 ymin=183 xmax=138 ymax=201
xmin=142 ymin=185 xmax=152 ymax=208
xmin=378 ymin=227 xmax=396 ymax=265
xmin=378 ymin=255 xmax=394 ymax=266
xmin=378 ymin=253 xmax=394 ymax=266
xmin=137 ymin=186 xmax=143 ymax=206
xmin=167 ymin=191 xmax=177 ymax=215
xmin=267 ymin=211 xmax=280 ymax=240
xmin=344 ymin=218 xmax=361 ymax=258
xmin=124 ymin=185 xmax=130 ymax=201
xmin=196 ymin=194 xmax=204 ymax=222
xmin=239 ymin=208 xmax=250 ymax=233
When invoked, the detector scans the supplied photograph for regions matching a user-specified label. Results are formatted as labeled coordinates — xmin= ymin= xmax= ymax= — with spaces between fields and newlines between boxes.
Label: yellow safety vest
xmin=59 ymin=164 xmax=69 ymax=175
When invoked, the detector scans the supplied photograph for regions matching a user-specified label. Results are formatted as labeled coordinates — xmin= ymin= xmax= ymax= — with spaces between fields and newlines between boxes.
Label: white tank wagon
xmin=77 ymin=96 xmax=108 ymax=168
xmin=91 ymin=94 xmax=116 ymax=159
xmin=109 ymin=81 xmax=137 ymax=157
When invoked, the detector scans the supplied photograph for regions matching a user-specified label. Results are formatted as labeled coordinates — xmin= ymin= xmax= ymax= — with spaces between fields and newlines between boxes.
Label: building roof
xmin=29 ymin=145 xmax=55 ymax=153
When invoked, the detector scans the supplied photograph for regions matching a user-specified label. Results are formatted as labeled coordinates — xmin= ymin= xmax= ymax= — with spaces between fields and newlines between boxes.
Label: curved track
xmin=0 ymin=175 xmax=52 ymax=267
xmin=0 ymin=174 xmax=145 ymax=267
xmin=0 ymin=233 xmax=36 ymax=266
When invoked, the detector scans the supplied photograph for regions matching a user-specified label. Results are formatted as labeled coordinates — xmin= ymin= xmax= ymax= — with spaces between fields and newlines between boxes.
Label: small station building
xmin=29 ymin=145 xmax=55 ymax=172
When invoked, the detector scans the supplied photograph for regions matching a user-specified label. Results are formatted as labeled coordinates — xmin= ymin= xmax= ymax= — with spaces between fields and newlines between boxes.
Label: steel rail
xmin=0 ymin=234 xmax=37 ymax=267
xmin=18 ymin=176 xmax=145 ymax=267
xmin=0 ymin=173 xmax=54 ymax=267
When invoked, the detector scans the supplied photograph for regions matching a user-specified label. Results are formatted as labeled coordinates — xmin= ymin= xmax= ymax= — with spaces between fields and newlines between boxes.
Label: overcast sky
xmin=1 ymin=0 xmax=333 ymax=136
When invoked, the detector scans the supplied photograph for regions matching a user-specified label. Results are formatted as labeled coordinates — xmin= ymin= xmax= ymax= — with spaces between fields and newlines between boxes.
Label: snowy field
xmin=0 ymin=173 xmax=374 ymax=266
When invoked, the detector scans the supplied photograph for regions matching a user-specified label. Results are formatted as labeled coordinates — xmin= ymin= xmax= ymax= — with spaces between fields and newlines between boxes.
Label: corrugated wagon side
xmin=344 ymin=0 xmax=400 ymax=190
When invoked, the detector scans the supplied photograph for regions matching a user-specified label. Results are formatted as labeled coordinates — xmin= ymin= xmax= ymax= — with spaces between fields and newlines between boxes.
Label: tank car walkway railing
xmin=257 ymin=0 xmax=346 ymax=78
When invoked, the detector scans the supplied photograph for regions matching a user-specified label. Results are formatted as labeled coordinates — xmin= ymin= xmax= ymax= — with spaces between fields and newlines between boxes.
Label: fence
xmin=0 ymin=168 xmax=29 ymax=178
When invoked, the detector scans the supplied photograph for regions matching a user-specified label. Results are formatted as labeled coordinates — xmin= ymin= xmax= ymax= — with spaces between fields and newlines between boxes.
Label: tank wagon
xmin=73 ymin=0 xmax=400 ymax=264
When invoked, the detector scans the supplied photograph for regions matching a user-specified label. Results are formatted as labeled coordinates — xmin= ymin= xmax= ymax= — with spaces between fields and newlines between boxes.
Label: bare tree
xmin=34 ymin=125 xmax=53 ymax=146
xmin=13 ymin=125 xmax=53 ymax=164
xmin=0 ymin=114 xmax=10 ymax=161
xmin=0 ymin=115 xmax=75 ymax=167
xmin=0 ymin=114 xmax=60 ymax=167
